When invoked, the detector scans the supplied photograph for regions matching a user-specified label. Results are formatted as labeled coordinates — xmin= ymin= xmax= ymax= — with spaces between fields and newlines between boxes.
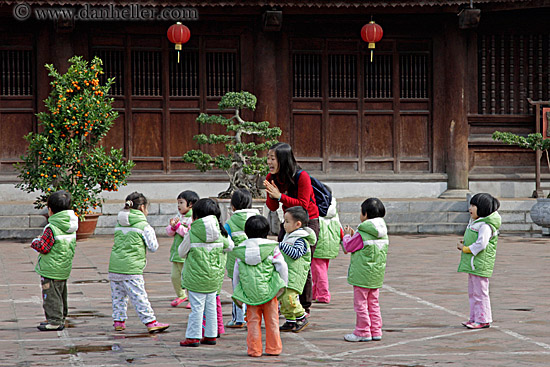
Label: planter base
xmin=77 ymin=213 xmax=101 ymax=241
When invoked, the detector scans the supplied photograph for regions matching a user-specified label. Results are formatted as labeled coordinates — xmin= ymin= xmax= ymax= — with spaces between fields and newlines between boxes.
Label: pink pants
xmin=468 ymin=274 xmax=492 ymax=323
xmin=311 ymin=258 xmax=331 ymax=303
xmin=202 ymin=294 xmax=225 ymax=336
xmin=353 ymin=286 xmax=382 ymax=338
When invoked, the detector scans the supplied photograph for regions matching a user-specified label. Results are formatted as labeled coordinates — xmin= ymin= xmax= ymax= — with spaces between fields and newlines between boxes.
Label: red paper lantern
xmin=361 ymin=21 xmax=383 ymax=62
xmin=167 ymin=22 xmax=191 ymax=63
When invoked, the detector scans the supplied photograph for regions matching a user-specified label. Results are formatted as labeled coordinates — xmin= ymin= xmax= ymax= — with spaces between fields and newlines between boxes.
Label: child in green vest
xmin=457 ymin=193 xmax=501 ymax=329
xmin=109 ymin=192 xmax=170 ymax=333
xmin=224 ymin=188 xmax=260 ymax=328
xmin=312 ymin=197 xmax=343 ymax=304
xmin=278 ymin=206 xmax=316 ymax=333
xmin=232 ymin=215 xmax=288 ymax=357
xmin=342 ymin=198 xmax=388 ymax=342
xmin=31 ymin=190 xmax=78 ymax=331
xmin=165 ymin=190 xmax=199 ymax=308
xmin=179 ymin=198 xmax=234 ymax=347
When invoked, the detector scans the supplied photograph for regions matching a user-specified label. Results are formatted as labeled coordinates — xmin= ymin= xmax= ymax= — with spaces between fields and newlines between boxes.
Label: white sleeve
xmin=142 ymin=225 xmax=159 ymax=252
xmin=469 ymin=223 xmax=492 ymax=256
xmin=232 ymin=259 xmax=241 ymax=289
xmin=272 ymin=247 xmax=288 ymax=286
xmin=178 ymin=233 xmax=191 ymax=259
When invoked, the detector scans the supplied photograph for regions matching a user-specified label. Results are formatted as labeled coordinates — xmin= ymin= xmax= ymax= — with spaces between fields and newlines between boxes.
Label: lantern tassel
xmin=178 ymin=51 xmax=180 ymax=64
xmin=370 ymin=50 xmax=373 ymax=63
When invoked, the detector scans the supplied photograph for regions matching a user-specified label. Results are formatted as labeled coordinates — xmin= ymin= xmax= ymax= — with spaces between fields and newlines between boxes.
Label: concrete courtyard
xmin=0 ymin=234 xmax=549 ymax=366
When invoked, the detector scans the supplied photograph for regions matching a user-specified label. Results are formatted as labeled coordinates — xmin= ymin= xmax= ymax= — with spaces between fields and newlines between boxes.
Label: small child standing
xmin=109 ymin=192 xmax=169 ymax=333
xmin=224 ymin=188 xmax=260 ymax=328
xmin=342 ymin=198 xmax=388 ymax=342
xmin=31 ymin=190 xmax=78 ymax=331
xmin=278 ymin=206 xmax=316 ymax=333
xmin=166 ymin=190 xmax=199 ymax=308
xmin=312 ymin=197 xmax=343 ymax=304
xmin=457 ymin=193 xmax=501 ymax=329
xmin=179 ymin=198 xmax=234 ymax=347
xmin=232 ymin=215 xmax=288 ymax=357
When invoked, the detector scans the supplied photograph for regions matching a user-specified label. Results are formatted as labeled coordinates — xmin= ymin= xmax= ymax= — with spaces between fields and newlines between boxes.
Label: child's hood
xmin=476 ymin=211 xmax=502 ymax=230
xmin=287 ymin=227 xmax=317 ymax=245
xmin=117 ymin=209 xmax=147 ymax=227
xmin=190 ymin=215 xmax=221 ymax=243
xmin=233 ymin=238 xmax=279 ymax=265
xmin=48 ymin=210 xmax=78 ymax=234
xmin=358 ymin=217 xmax=387 ymax=238
xmin=323 ymin=197 xmax=338 ymax=219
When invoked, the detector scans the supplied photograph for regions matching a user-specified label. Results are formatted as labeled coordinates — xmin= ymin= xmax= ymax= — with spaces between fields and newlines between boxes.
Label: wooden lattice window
xmin=0 ymin=49 xmax=33 ymax=96
xmin=329 ymin=54 xmax=357 ymax=99
xmin=93 ymin=49 xmax=124 ymax=96
xmin=170 ymin=51 xmax=199 ymax=97
xmin=206 ymin=52 xmax=238 ymax=97
xmin=131 ymin=50 xmax=161 ymax=96
xmin=400 ymin=53 xmax=428 ymax=99
xmin=479 ymin=34 xmax=550 ymax=115
xmin=364 ymin=54 xmax=392 ymax=99
xmin=293 ymin=53 xmax=322 ymax=98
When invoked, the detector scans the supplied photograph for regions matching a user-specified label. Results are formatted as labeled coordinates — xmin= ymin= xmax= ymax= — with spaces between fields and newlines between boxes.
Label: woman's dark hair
xmin=192 ymin=198 xmax=228 ymax=237
xmin=245 ymin=215 xmax=270 ymax=239
xmin=286 ymin=206 xmax=309 ymax=228
xmin=231 ymin=188 xmax=253 ymax=210
xmin=124 ymin=192 xmax=148 ymax=210
xmin=361 ymin=198 xmax=385 ymax=219
xmin=177 ymin=190 xmax=200 ymax=206
xmin=269 ymin=142 xmax=298 ymax=186
xmin=47 ymin=190 xmax=72 ymax=214
xmin=469 ymin=193 xmax=500 ymax=218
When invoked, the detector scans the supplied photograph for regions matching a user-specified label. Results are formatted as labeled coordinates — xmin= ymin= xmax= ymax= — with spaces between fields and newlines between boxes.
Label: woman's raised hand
xmin=263 ymin=179 xmax=282 ymax=200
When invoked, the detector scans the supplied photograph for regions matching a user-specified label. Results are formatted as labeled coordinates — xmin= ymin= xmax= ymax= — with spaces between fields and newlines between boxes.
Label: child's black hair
xmin=47 ymin=190 xmax=72 ymax=214
xmin=192 ymin=198 xmax=228 ymax=237
xmin=361 ymin=198 xmax=386 ymax=219
xmin=231 ymin=188 xmax=253 ymax=210
xmin=469 ymin=193 xmax=500 ymax=218
xmin=177 ymin=190 xmax=199 ymax=206
xmin=245 ymin=215 xmax=270 ymax=239
xmin=286 ymin=206 xmax=309 ymax=228
xmin=124 ymin=192 xmax=148 ymax=210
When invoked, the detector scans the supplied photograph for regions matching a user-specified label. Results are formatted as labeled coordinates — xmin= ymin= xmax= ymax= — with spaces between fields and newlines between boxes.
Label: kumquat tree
xmin=15 ymin=55 xmax=135 ymax=218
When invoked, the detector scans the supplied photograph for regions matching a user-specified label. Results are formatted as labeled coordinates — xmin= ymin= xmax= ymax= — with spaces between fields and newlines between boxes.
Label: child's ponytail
xmin=192 ymin=198 xmax=228 ymax=237
xmin=124 ymin=192 xmax=148 ymax=210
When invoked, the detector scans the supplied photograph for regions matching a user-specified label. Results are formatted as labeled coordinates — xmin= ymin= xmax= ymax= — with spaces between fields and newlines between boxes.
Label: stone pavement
xmin=0 ymin=234 xmax=549 ymax=367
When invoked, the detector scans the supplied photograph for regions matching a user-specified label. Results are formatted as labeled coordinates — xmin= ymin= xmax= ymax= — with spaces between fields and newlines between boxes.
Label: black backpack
xmin=295 ymin=170 xmax=332 ymax=217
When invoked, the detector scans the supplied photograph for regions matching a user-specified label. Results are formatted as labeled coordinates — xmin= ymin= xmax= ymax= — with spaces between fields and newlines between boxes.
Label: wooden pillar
xmin=439 ymin=22 xmax=471 ymax=199
xmin=253 ymin=31 xmax=278 ymax=127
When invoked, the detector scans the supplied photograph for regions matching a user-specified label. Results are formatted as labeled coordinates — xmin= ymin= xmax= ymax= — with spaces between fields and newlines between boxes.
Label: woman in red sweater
xmin=264 ymin=142 xmax=319 ymax=315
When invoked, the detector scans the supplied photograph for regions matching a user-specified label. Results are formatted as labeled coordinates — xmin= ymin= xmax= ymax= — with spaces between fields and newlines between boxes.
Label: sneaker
xmin=466 ymin=322 xmax=490 ymax=329
xmin=146 ymin=320 xmax=170 ymax=333
xmin=280 ymin=321 xmax=296 ymax=332
xmin=185 ymin=302 xmax=191 ymax=309
xmin=372 ymin=336 xmax=382 ymax=341
xmin=462 ymin=320 xmax=474 ymax=327
xmin=113 ymin=321 xmax=126 ymax=331
xmin=226 ymin=320 xmax=246 ymax=328
xmin=180 ymin=338 xmax=200 ymax=347
xmin=37 ymin=323 xmax=64 ymax=331
xmin=293 ymin=317 xmax=309 ymax=333
xmin=344 ymin=333 xmax=372 ymax=342
xmin=200 ymin=337 xmax=217 ymax=345
xmin=171 ymin=297 xmax=188 ymax=307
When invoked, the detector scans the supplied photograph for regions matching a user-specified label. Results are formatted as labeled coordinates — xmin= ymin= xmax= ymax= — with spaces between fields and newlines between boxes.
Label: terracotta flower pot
xmin=76 ymin=213 xmax=101 ymax=241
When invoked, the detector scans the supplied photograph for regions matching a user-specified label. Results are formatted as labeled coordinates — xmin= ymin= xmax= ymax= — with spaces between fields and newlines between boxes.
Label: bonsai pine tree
xmin=15 ymin=56 xmax=135 ymax=218
xmin=183 ymin=91 xmax=282 ymax=198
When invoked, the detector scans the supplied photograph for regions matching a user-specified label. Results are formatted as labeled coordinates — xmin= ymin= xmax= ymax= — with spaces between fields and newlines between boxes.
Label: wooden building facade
xmin=1 ymin=0 xmax=550 ymax=195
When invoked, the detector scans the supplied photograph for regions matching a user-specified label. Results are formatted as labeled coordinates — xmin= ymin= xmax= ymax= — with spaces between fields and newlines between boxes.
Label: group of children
xmin=31 ymin=188 xmax=501 ymax=357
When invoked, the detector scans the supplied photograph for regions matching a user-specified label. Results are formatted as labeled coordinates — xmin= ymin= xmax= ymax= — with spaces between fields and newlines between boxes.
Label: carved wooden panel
xmin=132 ymin=50 xmax=162 ymax=96
xmin=363 ymin=114 xmax=393 ymax=158
xmin=0 ymin=50 xmax=33 ymax=96
xmin=93 ymin=49 xmax=124 ymax=96
xmin=132 ymin=113 xmax=162 ymax=157
xmin=293 ymin=113 xmax=322 ymax=158
xmin=400 ymin=115 xmax=429 ymax=158
xmin=293 ymin=53 xmax=322 ymax=98
xmin=0 ymin=113 xmax=33 ymax=172
xmin=102 ymin=113 xmax=125 ymax=152
xmin=169 ymin=51 xmax=199 ymax=97
xmin=328 ymin=114 xmax=358 ymax=158
xmin=365 ymin=54 xmax=392 ymax=99
xmin=206 ymin=52 xmax=238 ymax=97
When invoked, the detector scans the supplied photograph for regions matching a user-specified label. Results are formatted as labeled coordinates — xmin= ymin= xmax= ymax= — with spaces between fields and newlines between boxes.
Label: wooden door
xmin=290 ymin=38 xmax=432 ymax=174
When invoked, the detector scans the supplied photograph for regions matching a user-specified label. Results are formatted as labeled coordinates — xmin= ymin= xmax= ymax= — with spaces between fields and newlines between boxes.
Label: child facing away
xmin=178 ymin=198 xmax=234 ymax=347
xmin=224 ymin=188 xmax=260 ymax=328
xmin=166 ymin=190 xmax=199 ymax=308
xmin=108 ymin=192 xmax=170 ymax=333
xmin=232 ymin=215 xmax=288 ymax=357
xmin=31 ymin=190 xmax=78 ymax=331
xmin=278 ymin=206 xmax=317 ymax=333
xmin=342 ymin=198 xmax=388 ymax=342
xmin=312 ymin=196 xmax=344 ymax=304
xmin=457 ymin=193 xmax=501 ymax=330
